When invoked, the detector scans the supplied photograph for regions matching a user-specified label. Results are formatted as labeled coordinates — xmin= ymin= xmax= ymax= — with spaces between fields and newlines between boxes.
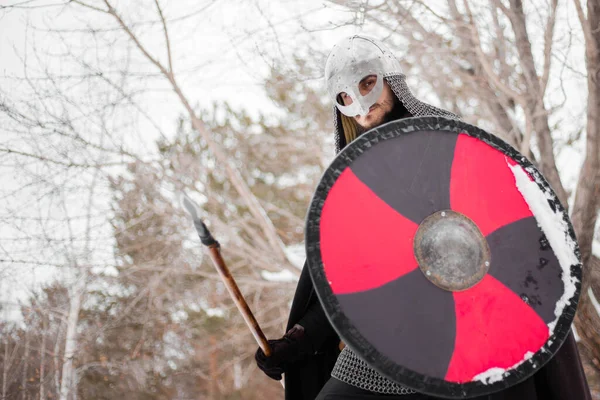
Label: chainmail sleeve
xmin=331 ymin=346 xmax=416 ymax=395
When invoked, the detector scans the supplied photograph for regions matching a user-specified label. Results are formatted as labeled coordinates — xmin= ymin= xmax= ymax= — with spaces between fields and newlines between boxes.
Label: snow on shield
xmin=305 ymin=116 xmax=582 ymax=399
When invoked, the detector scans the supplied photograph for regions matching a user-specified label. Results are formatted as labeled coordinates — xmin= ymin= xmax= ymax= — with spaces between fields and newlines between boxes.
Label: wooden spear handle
xmin=205 ymin=240 xmax=287 ymax=389
xmin=205 ymin=243 xmax=272 ymax=356
xmin=180 ymin=193 xmax=273 ymax=357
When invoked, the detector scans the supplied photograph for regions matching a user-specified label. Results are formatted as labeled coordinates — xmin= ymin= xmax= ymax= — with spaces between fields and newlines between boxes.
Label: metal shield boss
xmin=305 ymin=117 xmax=582 ymax=399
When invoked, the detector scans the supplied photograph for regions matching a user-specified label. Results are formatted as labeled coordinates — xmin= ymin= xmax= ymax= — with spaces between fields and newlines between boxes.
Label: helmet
xmin=325 ymin=35 xmax=402 ymax=117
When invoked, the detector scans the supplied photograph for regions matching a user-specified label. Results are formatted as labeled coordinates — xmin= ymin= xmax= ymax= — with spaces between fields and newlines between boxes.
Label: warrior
xmin=256 ymin=35 xmax=591 ymax=400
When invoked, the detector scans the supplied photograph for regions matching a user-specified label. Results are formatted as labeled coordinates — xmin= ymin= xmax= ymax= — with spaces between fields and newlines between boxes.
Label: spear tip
xmin=180 ymin=191 xmax=217 ymax=247
xmin=180 ymin=191 xmax=200 ymax=221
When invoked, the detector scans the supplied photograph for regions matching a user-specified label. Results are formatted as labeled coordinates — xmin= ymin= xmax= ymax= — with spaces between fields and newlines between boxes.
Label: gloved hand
xmin=255 ymin=324 xmax=314 ymax=380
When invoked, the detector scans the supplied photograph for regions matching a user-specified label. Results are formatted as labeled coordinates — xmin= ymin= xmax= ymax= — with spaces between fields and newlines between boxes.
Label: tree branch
xmin=69 ymin=0 xmax=108 ymax=14
xmin=0 ymin=147 xmax=128 ymax=168
xmin=153 ymin=0 xmax=173 ymax=75
xmin=503 ymin=0 xmax=568 ymax=205
xmin=573 ymin=0 xmax=593 ymax=46
xmin=461 ymin=2 xmax=527 ymax=107
xmin=540 ymin=0 xmax=558 ymax=96
xmin=94 ymin=0 xmax=289 ymax=263
xmin=100 ymin=0 xmax=170 ymax=78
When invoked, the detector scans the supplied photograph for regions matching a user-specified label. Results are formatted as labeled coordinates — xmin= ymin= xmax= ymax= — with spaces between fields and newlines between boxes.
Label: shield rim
xmin=304 ymin=116 xmax=582 ymax=399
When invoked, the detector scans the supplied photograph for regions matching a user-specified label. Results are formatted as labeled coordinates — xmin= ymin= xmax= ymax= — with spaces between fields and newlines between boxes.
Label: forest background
xmin=1 ymin=0 xmax=599 ymax=399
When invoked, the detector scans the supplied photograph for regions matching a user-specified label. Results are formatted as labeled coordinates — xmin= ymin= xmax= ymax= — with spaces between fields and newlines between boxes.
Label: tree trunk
xmin=3 ymin=333 xmax=8 ymax=400
xmin=39 ymin=317 xmax=46 ymax=400
xmin=53 ymin=321 xmax=63 ymax=396
xmin=572 ymin=0 xmax=600 ymax=392
xmin=22 ymin=325 xmax=30 ymax=400
xmin=59 ymin=279 xmax=85 ymax=400
xmin=507 ymin=0 xmax=569 ymax=206
xmin=572 ymin=0 xmax=600 ymax=272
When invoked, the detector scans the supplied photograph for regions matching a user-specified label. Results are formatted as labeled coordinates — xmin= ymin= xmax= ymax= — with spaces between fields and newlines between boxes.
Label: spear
xmin=180 ymin=192 xmax=273 ymax=358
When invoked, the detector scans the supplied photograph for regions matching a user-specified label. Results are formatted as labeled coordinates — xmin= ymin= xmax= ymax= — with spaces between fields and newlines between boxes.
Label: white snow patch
xmin=509 ymin=162 xmax=580 ymax=335
xmin=261 ymin=269 xmax=298 ymax=283
xmin=588 ymin=287 xmax=600 ymax=320
xmin=205 ymin=307 xmax=225 ymax=318
xmin=285 ymin=243 xmax=306 ymax=270
xmin=592 ymin=217 xmax=600 ymax=258
xmin=172 ymin=309 xmax=188 ymax=323
xmin=572 ymin=326 xmax=581 ymax=342
xmin=593 ymin=239 xmax=600 ymax=259
xmin=473 ymin=368 xmax=506 ymax=384
xmin=474 ymin=351 xmax=535 ymax=384
xmin=198 ymin=299 xmax=226 ymax=318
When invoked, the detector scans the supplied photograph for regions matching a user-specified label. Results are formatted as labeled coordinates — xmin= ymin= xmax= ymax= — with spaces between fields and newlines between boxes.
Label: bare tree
xmin=46 ymin=0 xmax=294 ymax=270
xmin=1 ymin=325 xmax=21 ymax=400
xmin=2 ymin=330 xmax=8 ymax=400
xmin=571 ymin=0 xmax=600 ymax=388
xmin=39 ymin=314 xmax=47 ymax=400
xmin=21 ymin=311 xmax=30 ymax=400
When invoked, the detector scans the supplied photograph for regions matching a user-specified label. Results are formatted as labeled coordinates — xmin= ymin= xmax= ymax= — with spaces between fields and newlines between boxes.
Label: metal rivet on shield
xmin=441 ymin=211 xmax=446 ymax=217
xmin=485 ymin=261 xmax=490 ymax=267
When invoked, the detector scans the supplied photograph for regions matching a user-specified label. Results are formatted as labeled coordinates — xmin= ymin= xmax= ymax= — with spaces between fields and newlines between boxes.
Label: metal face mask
xmin=325 ymin=36 xmax=403 ymax=117
xmin=334 ymin=71 xmax=384 ymax=117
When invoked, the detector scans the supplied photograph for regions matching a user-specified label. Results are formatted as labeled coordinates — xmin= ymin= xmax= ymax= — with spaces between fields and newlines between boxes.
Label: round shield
xmin=305 ymin=117 xmax=582 ymax=398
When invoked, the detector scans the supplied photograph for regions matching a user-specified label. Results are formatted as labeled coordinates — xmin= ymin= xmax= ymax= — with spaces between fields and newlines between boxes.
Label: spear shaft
xmin=206 ymin=244 xmax=272 ymax=356
xmin=181 ymin=193 xmax=272 ymax=357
